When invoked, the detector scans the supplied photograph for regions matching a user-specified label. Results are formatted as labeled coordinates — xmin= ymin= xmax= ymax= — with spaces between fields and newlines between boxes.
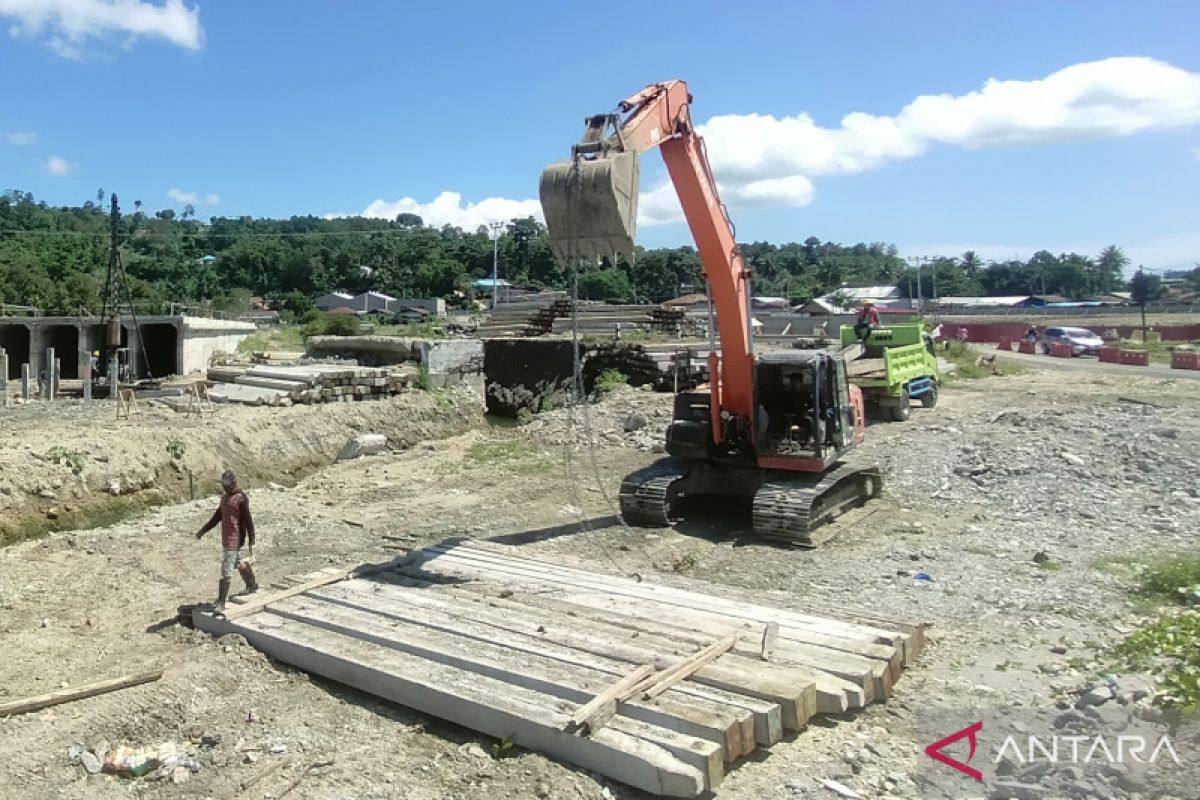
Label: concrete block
xmin=336 ymin=433 xmax=388 ymax=461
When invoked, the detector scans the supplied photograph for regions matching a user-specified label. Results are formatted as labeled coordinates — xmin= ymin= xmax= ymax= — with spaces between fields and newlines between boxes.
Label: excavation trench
xmin=0 ymin=389 xmax=486 ymax=545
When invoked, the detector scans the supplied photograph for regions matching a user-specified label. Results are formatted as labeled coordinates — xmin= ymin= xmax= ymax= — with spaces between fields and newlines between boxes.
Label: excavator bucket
xmin=539 ymin=151 xmax=640 ymax=264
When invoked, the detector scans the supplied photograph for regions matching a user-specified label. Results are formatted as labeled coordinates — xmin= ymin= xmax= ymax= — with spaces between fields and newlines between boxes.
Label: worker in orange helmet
xmin=854 ymin=298 xmax=881 ymax=341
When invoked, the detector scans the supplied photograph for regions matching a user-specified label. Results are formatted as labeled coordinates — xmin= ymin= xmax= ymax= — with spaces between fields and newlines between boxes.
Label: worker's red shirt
xmin=858 ymin=306 xmax=880 ymax=326
xmin=200 ymin=489 xmax=255 ymax=550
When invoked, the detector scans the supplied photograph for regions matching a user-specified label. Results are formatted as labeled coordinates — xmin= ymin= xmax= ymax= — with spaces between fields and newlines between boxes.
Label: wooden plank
xmin=271 ymin=595 xmax=737 ymax=770
xmin=761 ymin=623 xmax=779 ymax=661
xmin=445 ymin=540 xmax=909 ymax=647
xmin=415 ymin=543 xmax=905 ymax=680
xmin=306 ymin=585 xmax=753 ymax=759
xmin=570 ymin=664 xmax=655 ymax=734
xmin=316 ymin=580 xmax=769 ymax=749
xmin=224 ymin=556 xmax=411 ymax=621
xmin=333 ymin=577 xmax=816 ymax=730
xmin=194 ymin=611 xmax=706 ymax=796
xmin=0 ymin=669 xmax=163 ymax=718
xmin=431 ymin=579 xmax=863 ymax=713
xmin=636 ymin=635 xmax=738 ymax=700
xmin=399 ymin=556 xmax=882 ymax=703
xmin=419 ymin=542 xmax=910 ymax=655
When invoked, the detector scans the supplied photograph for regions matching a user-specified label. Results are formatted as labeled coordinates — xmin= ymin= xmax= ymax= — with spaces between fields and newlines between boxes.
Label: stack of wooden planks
xmin=206 ymin=364 xmax=418 ymax=406
xmin=193 ymin=540 xmax=924 ymax=797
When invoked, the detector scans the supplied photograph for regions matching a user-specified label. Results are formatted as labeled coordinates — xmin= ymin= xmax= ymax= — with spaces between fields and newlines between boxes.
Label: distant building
xmin=663 ymin=292 xmax=709 ymax=309
xmin=795 ymin=298 xmax=848 ymax=315
xmin=397 ymin=297 xmax=446 ymax=316
xmin=751 ymin=296 xmax=789 ymax=310
xmin=354 ymin=291 xmax=398 ymax=314
xmin=315 ymin=291 xmax=355 ymax=312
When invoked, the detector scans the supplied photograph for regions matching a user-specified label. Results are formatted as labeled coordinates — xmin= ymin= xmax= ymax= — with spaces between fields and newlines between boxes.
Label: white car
xmin=1039 ymin=326 xmax=1104 ymax=356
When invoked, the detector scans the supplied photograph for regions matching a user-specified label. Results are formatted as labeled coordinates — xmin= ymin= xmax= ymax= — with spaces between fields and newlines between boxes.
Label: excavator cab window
xmin=755 ymin=359 xmax=823 ymax=459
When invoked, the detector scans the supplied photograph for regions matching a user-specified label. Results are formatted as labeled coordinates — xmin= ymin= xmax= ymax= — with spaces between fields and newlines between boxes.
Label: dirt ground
xmin=1 ymin=368 xmax=1198 ymax=799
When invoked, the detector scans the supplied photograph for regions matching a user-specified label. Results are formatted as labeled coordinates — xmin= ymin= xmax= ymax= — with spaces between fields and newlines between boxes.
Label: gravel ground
xmin=0 ymin=369 xmax=1197 ymax=798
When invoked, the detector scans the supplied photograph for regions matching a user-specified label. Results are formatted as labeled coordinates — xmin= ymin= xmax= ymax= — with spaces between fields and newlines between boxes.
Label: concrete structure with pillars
xmin=0 ymin=315 xmax=256 ymax=380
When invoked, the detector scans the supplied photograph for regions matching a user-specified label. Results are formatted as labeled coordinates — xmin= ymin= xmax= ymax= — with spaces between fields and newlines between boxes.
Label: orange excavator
xmin=539 ymin=80 xmax=882 ymax=546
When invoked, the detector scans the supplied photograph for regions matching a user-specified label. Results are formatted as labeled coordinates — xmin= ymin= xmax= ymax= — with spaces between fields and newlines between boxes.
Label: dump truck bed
xmin=838 ymin=324 xmax=939 ymax=399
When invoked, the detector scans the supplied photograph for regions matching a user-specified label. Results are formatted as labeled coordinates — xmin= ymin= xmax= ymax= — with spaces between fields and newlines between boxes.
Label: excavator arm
xmin=539 ymin=80 xmax=756 ymax=442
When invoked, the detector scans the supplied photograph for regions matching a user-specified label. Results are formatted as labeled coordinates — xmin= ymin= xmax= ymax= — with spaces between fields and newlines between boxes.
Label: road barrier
xmin=997 ymin=337 xmax=1014 ymax=351
xmin=1099 ymin=347 xmax=1120 ymax=363
xmin=1018 ymin=340 xmax=1037 ymax=354
xmin=1118 ymin=350 xmax=1150 ymax=367
xmin=1170 ymin=351 xmax=1199 ymax=370
xmin=1050 ymin=343 xmax=1074 ymax=358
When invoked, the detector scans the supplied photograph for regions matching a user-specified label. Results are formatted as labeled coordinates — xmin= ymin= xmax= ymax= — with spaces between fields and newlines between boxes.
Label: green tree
xmin=1094 ymin=245 xmax=1129 ymax=294
xmin=578 ymin=268 xmax=632 ymax=302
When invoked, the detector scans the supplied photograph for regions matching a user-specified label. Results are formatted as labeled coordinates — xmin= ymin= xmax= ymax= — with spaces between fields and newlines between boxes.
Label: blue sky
xmin=1 ymin=0 xmax=1198 ymax=268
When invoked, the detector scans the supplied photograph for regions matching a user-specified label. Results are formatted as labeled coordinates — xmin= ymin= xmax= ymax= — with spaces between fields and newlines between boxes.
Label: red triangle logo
xmin=925 ymin=720 xmax=984 ymax=781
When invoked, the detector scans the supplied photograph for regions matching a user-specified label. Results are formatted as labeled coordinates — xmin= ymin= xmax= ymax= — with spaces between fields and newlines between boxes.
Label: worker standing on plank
xmin=195 ymin=469 xmax=258 ymax=613
xmin=854 ymin=299 xmax=881 ymax=341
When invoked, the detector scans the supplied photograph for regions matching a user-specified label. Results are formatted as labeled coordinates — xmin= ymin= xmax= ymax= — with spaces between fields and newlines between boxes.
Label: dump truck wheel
xmin=920 ymin=385 xmax=939 ymax=409
xmin=890 ymin=395 xmax=912 ymax=422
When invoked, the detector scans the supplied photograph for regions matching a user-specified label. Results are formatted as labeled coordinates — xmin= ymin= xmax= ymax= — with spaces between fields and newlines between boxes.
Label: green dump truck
xmin=838 ymin=322 xmax=940 ymax=421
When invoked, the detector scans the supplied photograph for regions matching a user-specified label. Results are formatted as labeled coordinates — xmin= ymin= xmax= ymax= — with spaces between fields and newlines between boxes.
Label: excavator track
xmin=752 ymin=462 xmax=883 ymax=547
xmin=618 ymin=459 xmax=691 ymax=527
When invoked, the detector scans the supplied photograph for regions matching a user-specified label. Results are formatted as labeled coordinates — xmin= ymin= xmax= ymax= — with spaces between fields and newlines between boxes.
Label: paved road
xmin=984 ymin=345 xmax=1200 ymax=381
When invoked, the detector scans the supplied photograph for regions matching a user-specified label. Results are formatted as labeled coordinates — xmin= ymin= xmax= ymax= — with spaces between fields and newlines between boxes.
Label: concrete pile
xmin=206 ymin=364 xmax=418 ymax=407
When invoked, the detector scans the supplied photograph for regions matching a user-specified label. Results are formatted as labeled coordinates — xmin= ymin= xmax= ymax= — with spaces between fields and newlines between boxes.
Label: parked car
xmin=1039 ymin=326 xmax=1104 ymax=356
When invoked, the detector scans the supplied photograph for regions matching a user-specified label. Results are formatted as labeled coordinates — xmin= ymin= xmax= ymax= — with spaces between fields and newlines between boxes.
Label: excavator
xmin=539 ymin=80 xmax=882 ymax=546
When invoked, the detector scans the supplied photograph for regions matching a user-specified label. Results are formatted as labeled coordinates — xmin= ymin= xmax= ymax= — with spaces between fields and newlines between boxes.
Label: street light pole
xmin=489 ymin=220 xmax=505 ymax=308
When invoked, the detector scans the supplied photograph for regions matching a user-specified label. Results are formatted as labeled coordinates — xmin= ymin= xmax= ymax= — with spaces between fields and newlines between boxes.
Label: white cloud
xmin=166 ymin=187 xmax=219 ymax=205
xmin=640 ymin=56 xmax=1200 ymax=225
xmin=338 ymin=58 xmax=1200 ymax=234
xmin=901 ymin=230 xmax=1200 ymax=271
xmin=3 ymin=131 xmax=37 ymax=145
xmin=0 ymin=0 xmax=203 ymax=57
xmin=46 ymin=155 xmax=73 ymax=175
xmin=350 ymin=191 xmax=543 ymax=230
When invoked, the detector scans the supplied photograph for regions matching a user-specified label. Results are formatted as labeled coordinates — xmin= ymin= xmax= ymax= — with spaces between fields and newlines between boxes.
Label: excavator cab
xmin=752 ymin=352 xmax=861 ymax=465
xmin=539 ymin=115 xmax=641 ymax=265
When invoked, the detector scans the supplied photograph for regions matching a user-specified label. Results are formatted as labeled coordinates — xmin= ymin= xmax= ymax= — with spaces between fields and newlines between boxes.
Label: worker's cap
xmin=92 ymin=351 xmax=100 ymax=357
xmin=862 ymin=299 xmax=875 ymax=305
xmin=220 ymin=469 xmax=237 ymax=487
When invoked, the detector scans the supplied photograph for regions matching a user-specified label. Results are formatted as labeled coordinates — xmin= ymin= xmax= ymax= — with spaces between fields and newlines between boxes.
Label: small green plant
xmin=671 ymin=550 xmax=701 ymax=573
xmin=1109 ymin=611 xmax=1200 ymax=711
xmin=46 ymin=446 xmax=87 ymax=475
xmin=594 ymin=368 xmax=627 ymax=394
xmin=1140 ymin=555 xmax=1200 ymax=606
xmin=491 ymin=735 xmax=516 ymax=759
xmin=464 ymin=441 xmax=552 ymax=476
xmin=166 ymin=438 xmax=187 ymax=460
xmin=416 ymin=365 xmax=433 ymax=391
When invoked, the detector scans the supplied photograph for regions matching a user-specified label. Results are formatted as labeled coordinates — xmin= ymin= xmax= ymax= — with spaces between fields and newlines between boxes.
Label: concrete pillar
xmin=109 ymin=354 xmax=119 ymax=401
xmin=0 ymin=349 xmax=7 ymax=407
xmin=82 ymin=360 xmax=92 ymax=401
xmin=21 ymin=363 xmax=29 ymax=401
xmin=53 ymin=357 xmax=60 ymax=400
xmin=45 ymin=347 xmax=55 ymax=401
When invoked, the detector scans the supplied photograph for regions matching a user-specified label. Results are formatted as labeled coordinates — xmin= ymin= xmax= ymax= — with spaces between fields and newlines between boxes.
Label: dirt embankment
xmin=0 ymin=390 xmax=485 ymax=545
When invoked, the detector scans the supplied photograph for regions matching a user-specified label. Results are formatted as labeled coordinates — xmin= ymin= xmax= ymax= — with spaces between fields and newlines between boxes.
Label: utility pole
xmin=489 ymin=220 xmax=505 ymax=309
xmin=906 ymin=255 xmax=925 ymax=312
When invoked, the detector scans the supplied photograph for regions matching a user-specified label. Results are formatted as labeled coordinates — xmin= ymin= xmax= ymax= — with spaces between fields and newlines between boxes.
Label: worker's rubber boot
xmin=237 ymin=562 xmax=259 ymax=595
xmin=214 ymin=578 xmax=232 ymax=614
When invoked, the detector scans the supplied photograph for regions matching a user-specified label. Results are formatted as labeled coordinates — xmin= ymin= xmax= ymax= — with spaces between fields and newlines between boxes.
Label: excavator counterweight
xmin=538 ymin=151 xmax=640 ymax=265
